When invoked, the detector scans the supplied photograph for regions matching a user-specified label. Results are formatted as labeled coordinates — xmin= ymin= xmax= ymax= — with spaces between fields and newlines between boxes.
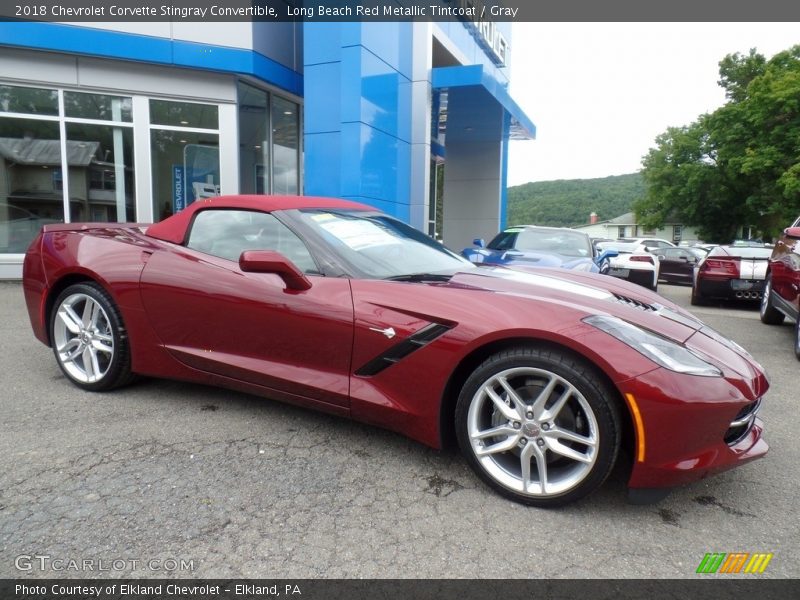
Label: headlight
xmin=584 ymin=315 xmax=722 ymax=377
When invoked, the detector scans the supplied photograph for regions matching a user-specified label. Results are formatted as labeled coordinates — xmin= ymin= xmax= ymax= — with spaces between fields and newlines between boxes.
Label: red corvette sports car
xmin=23 ymin=195 xmax=768 ymax=507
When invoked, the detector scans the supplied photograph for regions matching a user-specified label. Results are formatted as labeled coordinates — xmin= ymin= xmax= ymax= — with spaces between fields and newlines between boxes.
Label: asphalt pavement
xmin=1 ymin=281 xmax=797 ymax=579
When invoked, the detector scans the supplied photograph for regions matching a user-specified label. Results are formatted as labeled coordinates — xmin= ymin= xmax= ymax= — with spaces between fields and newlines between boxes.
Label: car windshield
xmin=489 ymin=228 xmax=592 ymax=258
xmin=297 ymin=209 xmax=474 ymax=279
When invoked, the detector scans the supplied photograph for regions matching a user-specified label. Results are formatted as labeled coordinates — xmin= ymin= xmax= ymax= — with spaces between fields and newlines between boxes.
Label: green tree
xmin=636 ymin=45 xmax=800 ymax=242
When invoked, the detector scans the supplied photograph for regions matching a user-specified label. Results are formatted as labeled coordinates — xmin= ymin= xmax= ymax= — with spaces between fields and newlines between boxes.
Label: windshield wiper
xmin=384 ymin=272 xmax=454 ymax=282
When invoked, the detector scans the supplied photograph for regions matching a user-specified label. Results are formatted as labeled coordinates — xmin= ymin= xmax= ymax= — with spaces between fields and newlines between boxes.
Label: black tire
xmin=690 ymin=283 xmax=707 ymax=306
xmin=50 ymin=282 xmax=135 ymax=391
xmin=455 ymin=346 xmax=621 ymax=508
xmin=760 ymin=274 xmax=785 ymax=325
xmin=794 ymin=317 xmax=800 ymax=361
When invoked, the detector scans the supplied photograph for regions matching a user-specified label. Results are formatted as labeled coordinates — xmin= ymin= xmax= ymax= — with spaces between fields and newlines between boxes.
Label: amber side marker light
xmin=624 ymin=393 xmax=646 ymax=462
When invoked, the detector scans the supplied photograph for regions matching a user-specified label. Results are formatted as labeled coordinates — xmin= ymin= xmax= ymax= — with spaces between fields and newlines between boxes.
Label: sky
xmin=506 ymin=23 xmax=800 ymax=186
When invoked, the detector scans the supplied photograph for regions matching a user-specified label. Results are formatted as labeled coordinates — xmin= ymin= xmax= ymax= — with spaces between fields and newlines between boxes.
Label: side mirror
xmin=473 ymin=238 xmax=485 ymax=248
xmin=239 ymin=250 xmax=312 ymax=291
xmin=784 ymin=227 xmax=800 ymax=239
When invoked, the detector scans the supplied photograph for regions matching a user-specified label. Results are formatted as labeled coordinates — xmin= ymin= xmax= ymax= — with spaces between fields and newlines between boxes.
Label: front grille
xmin=724 ymin=398 xmax=762 ymax=445
xmin=612 ymin=293 xmax=657 ymax=311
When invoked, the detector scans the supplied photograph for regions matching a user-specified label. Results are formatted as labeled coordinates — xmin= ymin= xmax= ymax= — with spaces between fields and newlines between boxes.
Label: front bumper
xmin=620 ymin=367 xmax=768 ymax=490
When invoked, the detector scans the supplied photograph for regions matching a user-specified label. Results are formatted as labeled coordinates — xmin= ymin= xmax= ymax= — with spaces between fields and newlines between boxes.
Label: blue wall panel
xmin=304 ymin=132 xmax=342 ymax=196
xmin=304 ymin=23 xmax=415 ymax=221
xmin=304 ymin=62 xmax=342 ymax=134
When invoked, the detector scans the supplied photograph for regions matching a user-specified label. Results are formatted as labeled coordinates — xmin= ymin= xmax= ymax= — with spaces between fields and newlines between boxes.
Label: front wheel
xmin=50 ymin=282 xmax=134 ymax=391
xmin=455 ymin=347 xmax=621 ymax=507
xmin=760 ymin=275 xmax=785 ymax=325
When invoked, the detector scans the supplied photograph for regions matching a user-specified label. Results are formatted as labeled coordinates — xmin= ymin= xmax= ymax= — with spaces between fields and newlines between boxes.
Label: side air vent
xmin=612 ymin=293 xmax=657 ymax=311
xmin=355 ymin=323 xmax=452 ymax=377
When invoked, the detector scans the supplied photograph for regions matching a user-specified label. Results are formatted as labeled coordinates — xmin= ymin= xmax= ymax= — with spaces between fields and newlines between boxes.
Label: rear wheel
xmin=794 ymin=317 xmax=800 ymax=361
xmin=760 ymin=274 xmax=785 ymax=325
xmin=50 ymin=282 xmax=134 ymax=391
xmin=690 ymin=283 xmax=707 ymax=306
xmin=455 ymin=347 xmax=621 ymax=507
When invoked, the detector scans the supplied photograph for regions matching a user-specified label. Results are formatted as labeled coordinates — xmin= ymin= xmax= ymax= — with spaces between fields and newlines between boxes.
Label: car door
xmin=139 ymin=208 xmax=354 ymax=409
xmin=659 ymin=248 xmax=695 ymax=283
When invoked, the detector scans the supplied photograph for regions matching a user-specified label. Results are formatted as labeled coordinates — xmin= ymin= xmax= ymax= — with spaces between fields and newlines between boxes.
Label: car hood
xmin=439 ymin=266 xmax=759 ymax=378
xmin=463 ymin=248 xmax=597 ymax=272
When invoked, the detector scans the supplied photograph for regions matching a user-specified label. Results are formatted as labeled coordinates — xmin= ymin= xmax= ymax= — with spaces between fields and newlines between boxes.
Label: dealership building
xmin=0 ymin=17 xmax=535 ymax=278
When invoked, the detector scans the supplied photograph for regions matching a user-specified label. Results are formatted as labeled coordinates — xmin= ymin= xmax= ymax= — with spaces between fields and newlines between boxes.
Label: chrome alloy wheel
xmin=466 ymin=367 xmax=599 ymax=497
xmin=53 ymin=292 xmax=115 ymax=384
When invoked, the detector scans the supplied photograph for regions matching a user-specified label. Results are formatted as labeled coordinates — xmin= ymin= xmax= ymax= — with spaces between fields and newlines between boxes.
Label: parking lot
xmin=1 ymin=280 xmax=797 ymax=579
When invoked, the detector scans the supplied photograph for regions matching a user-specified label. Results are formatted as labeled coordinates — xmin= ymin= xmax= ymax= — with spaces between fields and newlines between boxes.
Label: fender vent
xmin=355 ymin=323 xmax=452 ymax=377
xmin=613 ymin=293 xmax=657 ymax=311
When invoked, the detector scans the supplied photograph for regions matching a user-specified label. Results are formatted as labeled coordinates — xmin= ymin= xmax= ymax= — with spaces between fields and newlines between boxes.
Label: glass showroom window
xmin=64 ymin=91 xmax=133 ymax=123
xmin=237 ymin=82 xmax=300 ymax=196
xmin=271 ymin=95 xmax=299 ymax=195
xmin=150 ymin=99 xmax=220 ymax=222
xmin=238 ymin=82 xmax=269 ymax=195
xmin=0 ymin=85 xmax=137 ymax=254
xmin=0 ymin=116 xmax=63 ymax=253
xmin=0 ymin=84 xmax=62 ymax=254
xmin=0 ymin=84 xmax=58 ymax=115
xmin=63 ymin=91 xmax=135 ymax=223
xmin=65 ymin=123 xmax=135 ymax=222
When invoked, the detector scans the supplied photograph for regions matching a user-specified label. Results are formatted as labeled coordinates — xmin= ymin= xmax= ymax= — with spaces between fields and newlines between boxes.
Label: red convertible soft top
xmin=145 ymin=194 xmax=375 ymax=244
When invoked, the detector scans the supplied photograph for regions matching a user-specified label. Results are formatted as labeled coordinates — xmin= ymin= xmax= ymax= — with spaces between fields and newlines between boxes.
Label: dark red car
xmin=23 ymin=196 xmax=768 ymax=507
xmin=691 ymin=244 xmax=772 ymax=305
xmin=760 ymin=217 xmax=800 ymax=358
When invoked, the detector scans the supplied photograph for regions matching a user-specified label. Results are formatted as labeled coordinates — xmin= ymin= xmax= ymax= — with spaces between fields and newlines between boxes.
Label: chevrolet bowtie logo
xmin=369 ymin=326 xmax=396 ymax=339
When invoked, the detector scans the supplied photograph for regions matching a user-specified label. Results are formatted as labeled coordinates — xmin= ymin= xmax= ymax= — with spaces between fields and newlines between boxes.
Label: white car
xmin=612 ymin=237 xmax=677 ymax=253
xmin=596 ymin=240 xmax=660 ymax=291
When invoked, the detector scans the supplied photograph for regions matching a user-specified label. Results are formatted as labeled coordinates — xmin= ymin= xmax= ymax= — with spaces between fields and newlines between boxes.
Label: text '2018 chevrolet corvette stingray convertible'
xmin=23 ymin=195 xmax=768 ymax=507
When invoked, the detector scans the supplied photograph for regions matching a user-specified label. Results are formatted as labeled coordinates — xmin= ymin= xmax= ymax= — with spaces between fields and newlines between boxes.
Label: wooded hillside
xmin=507 ymin=173 xmax=644 ymax=227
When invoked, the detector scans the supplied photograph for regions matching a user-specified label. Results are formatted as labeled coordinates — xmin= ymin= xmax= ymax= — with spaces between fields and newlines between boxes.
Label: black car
xmin=652 ymin=247 xmax=706 ymax=285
